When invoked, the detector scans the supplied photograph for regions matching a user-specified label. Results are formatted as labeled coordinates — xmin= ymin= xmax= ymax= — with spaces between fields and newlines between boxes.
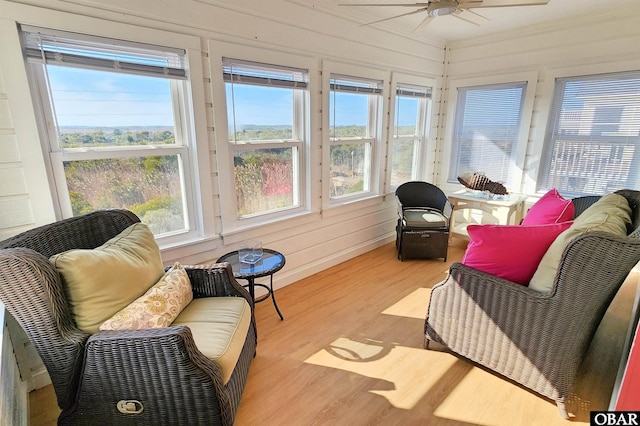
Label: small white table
xmin=448 ymin=190 xmax=527 ymax=241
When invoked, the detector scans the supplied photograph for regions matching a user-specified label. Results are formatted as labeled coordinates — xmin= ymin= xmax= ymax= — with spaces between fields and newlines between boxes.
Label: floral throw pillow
xmin=99 ymin=262 xmax=193 ymax=331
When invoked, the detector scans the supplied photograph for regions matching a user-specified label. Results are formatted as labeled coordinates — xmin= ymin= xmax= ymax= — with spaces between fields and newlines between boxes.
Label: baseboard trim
xmin=258 ymin=233 xmax=396 ymax=295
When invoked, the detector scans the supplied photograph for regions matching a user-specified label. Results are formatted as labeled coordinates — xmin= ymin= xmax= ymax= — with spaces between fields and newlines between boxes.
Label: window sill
xmin=159 ymin=234 xmax=222 ymax=265
xmin=221 ymin=210 xmax=320 ymax=246
xmin=322 ymin=194 xmax=387 ymax=219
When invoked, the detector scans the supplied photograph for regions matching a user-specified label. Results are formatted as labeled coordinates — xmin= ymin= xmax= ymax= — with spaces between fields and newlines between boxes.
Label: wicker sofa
xmin=0 ymin=210 xmax=255 ymax=425
xmin=425 ymin=189 xmax=640 ymax=418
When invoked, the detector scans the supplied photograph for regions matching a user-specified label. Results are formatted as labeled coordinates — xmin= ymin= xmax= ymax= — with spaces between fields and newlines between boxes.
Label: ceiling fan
xmin=339 ymin=0 xmax=550 ymax=29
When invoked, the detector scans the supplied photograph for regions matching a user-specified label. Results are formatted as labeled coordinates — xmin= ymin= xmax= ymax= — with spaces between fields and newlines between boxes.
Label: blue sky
xmin=48 ymin=66 xmax=175 ymax=128
xmin=227 ymin=85 xmax=420 ymax=128
xmin=49 ymin=66 xmax=420 ymax=129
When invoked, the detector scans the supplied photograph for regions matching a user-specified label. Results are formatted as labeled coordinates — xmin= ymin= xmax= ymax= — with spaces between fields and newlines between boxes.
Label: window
xmin=329 ymin=74 xmax=383 ymax=200
xmin=22 ymin=26 xmax=198 ymax=237
xmin=390 ymin=83 xmax=432 ymax=188
xmin=449 ymin=82 xmax=527 ymax=189
xmin=223 ymin=58 xmax=308 ymax=219
xmin=538 ymin=71 xmax=640 ymax=196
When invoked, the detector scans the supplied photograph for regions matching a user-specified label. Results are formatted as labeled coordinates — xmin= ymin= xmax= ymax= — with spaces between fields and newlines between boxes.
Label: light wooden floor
xmin=30 ymin=241 xmax=638 ymax=425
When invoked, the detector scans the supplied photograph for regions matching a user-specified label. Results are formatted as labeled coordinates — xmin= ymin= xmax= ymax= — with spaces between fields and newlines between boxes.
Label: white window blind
xmin=396 ymin=83 xmax=432 ymax=99
xmin=330 ymin=74 xmax=383 ymax=94
xmin=538 ymin=71 xmax=640 ymax=196
xmin=449 ymin=82 xmax=526 ymax=188
xmin=21 ymin=26 xmax=187 ymax=80
xmin=222 ymin=58 xmax=308 ymax=89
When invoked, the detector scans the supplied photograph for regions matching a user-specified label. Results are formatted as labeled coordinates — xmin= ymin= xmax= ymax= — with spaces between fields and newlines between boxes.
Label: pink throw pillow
xmin=462 ymin=222 xmax=573 ymax=285
xmin=521 ymin=189 xmax=574 ymax=225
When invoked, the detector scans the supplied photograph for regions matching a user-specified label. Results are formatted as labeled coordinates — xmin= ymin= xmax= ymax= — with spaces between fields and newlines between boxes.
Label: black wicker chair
xmin=395 ymin=181 xmax=453 ymax=261
xmin=0 ymin=210 xmax=255 ymax=425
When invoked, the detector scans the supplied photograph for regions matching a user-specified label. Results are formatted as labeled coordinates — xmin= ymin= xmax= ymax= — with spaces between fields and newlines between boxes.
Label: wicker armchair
xmin=395 ymin=181 xmax=453 ymax=261
xmin=425 ymin=190 xmax=640 ymax=418
xmin=0 ymin=210 xmax=256 ymax=425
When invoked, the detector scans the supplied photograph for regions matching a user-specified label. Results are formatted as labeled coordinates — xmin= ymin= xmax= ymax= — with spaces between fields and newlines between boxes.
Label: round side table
xmin=217 ymin=248 xmax=285 ymax=320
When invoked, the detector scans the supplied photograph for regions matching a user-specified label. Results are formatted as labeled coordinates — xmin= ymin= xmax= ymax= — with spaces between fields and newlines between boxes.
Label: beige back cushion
xmin=50 ymin=222 xmax=164 ymax=334
xmin=528 ymin=193 xmax=631 ymax=293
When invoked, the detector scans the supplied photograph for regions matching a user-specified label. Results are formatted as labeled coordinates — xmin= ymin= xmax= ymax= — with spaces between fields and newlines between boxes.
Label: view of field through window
xmin=47 ymin=65 xmax=188 ymax=234
xmin=48 ymin=58 xmax=425 ymax=228
xmin=59 ymin=127 xmax=185 ymax=234
xmin=63 ymin=154 xmax=185 ymax=234
xmin=226 ymin=80 xmax=300 ymax=217
xmin=329 ymin=88 xmax=375 ymax=198
xmin=391 ymin=93 xmax=425 ymax=188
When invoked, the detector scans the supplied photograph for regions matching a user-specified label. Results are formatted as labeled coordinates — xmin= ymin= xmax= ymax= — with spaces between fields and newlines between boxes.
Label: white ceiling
xmin=296 ymin=0 xmax=640 ymax=43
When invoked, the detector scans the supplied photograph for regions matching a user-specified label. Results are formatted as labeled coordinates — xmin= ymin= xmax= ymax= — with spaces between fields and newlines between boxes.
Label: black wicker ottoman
xmin=396 ymin=223 xmax=449 ymax=261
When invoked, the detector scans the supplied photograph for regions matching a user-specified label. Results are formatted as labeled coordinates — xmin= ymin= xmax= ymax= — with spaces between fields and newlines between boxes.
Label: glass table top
xmin=217 ymin=248 xmax=286 ymax=279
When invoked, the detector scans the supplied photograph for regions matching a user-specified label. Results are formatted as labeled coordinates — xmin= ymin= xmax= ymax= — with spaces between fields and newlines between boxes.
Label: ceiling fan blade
xmin=452 ymin=8 xmax=489 ymax=26
xmin=361 ymin=7 xmax=429 ymax=25
xmin=339 ymin=2 xmax=429 ymax=7
xmin=413 ymin=14 xmax=434 ymax=32
xmin=459 ymin=0 xmax=548 ymax=8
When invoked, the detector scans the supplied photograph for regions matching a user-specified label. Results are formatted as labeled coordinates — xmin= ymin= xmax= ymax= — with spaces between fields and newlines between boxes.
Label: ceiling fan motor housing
xmin=428 ymin=0 xmax=459 ymax=16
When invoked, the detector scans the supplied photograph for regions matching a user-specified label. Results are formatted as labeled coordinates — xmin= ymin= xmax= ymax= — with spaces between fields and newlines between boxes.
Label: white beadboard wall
xmin=0 ymin=19 xmax=56 ymax=241
xmin=0 ymin=62 xmax=35 ymax=239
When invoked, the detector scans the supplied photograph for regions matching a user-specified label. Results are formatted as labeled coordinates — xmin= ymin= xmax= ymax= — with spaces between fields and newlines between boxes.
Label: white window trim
xmin=19 ymin=19 xmax=215 ymax=250
xmin=321 ymin=60 xmax=389 ymax=212
xmin=208 ymin=41 xmax=316 ymax=233
xmin=526 ymin=60 xmax=640 ymax=195
xmin=440 ymin=71 xmax=538 ymax=195
xmin=387 ymin=72 xmax=437 ymax=194
xmin=28 ymin=63 xmax=194 ymax=230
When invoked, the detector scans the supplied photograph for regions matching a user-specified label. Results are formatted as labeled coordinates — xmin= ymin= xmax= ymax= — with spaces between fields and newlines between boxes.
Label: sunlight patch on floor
xmin=305 ymin=336 xmax=458 ymax=409
xmin=434 ymin=366 xmax=563 ymax=425
xmin=381 ymin=287 xmax=431 ymax=319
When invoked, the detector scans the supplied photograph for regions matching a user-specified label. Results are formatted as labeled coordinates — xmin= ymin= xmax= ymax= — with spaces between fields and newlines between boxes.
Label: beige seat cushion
xmin=403 ymin=209 xmax=447 ymax=228
xmin=172 ymin=297 xmax=251 ymax=384
xmin=529 ymin=193 xmax=631 ymax=293
xmin=50 ymin=223 xmax=164 ymax=334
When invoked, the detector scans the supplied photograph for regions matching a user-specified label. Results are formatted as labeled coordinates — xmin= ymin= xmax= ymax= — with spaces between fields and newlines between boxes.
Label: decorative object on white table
xmin=457 ymin=172 xmax=508 ymax=197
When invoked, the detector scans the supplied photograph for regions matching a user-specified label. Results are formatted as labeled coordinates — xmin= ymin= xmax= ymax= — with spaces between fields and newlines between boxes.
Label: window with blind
xmin=223 ymin=58 xmax=308 ymax=218
xmin=390 ymin=83 xmax=432 ymax=188
xmin=538 ymin=71 xmax=640 ymax=196
xmin=329 ymin=74 xmax=383 ymax=200
xmin=21 ymin=26 xmax=196 ymax=237
xmin=448 ymin=82 xmax=526 ymax=190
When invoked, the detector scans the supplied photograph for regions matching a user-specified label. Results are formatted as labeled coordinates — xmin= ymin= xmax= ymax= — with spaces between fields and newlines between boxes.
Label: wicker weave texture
xmin=395 ymin=181 xmax=453 ymax=261
xmin=0 ymin=210 xmax=139 ymax=410
xmin=0 ymin=210 xmax=256 ymax=425
xmin=425 ymin=190 xmax=640 ymax=416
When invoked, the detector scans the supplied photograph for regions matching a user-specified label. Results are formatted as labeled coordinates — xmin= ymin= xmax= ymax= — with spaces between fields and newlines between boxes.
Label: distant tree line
xmin=60 ymin=129 xmax=174 ymax=147
xmin=62 ymin=125 xmax=418 ymax=226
